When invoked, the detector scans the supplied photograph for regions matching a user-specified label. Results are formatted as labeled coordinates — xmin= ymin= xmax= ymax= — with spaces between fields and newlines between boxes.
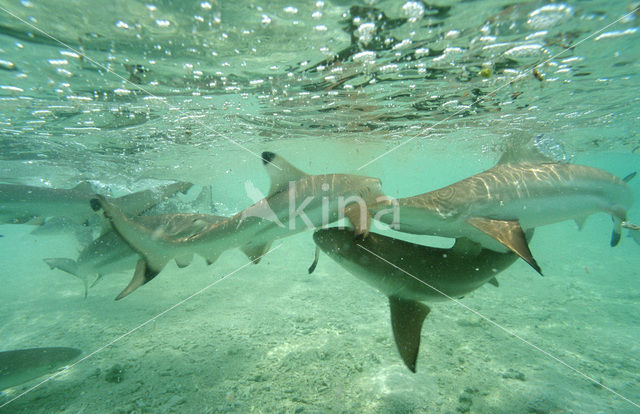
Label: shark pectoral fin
xmin=261 ymin=151 xmax=308 ymax=196
xmin=308 ymin=247 xmax=320 ymax=274
xmin=115 ymin=259 xmax=158 ymax=300
xmin=241 ymin=242 xmax=273 ymax=264
xmin=467 ymin=217 xmax=542 ymax=275
xmin=488 ymin=277 xmax=499 ymax=287
xmin=344 ymin=203 xmax=371 ymax=238
xmin=388 ymin=296 xmax=430 ymax=373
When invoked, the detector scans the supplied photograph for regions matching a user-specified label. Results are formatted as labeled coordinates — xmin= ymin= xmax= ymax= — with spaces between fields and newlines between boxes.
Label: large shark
xmin=313 ymin=227 xmax=525 ymax=372
xmin=43 ymin=214 xmax=227 ymax=298
xmin=0 ymin=181 xmax=192 ymax=225
xmin=91 ymin=152 xmax=387 ymax=299
xmin=0 ymin=347 xmax=82 ymax=391
xmin=365 ymin=152 xmax=634 ymax=274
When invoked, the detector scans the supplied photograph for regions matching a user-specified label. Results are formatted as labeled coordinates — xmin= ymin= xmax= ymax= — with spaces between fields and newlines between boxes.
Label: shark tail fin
xmin=43 ymin=258 xmax=88 ymax=299
xmin=389 ymin=296 xmax=431 ymax=373
xmin=115 ymin=259 xmax=158 ymax=300
xmin=92 ymin=195 xmax=168 ymax=275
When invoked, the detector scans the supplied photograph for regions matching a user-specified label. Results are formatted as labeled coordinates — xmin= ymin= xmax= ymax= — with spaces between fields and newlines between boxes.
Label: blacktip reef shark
xmin=0 ymin=347 xmax=81 ymax=391
xmin=91 ymin=151 xmax=387 ymax=299
xmin=313 ymin=227 xmax=527 ymax=372
xmin=0 ymin=181 xmax=192 ymax=225
xmin=364 ymin=150 xmax=634 ymax=274
xmin=44 ymin=214 xmax=228 ymax=298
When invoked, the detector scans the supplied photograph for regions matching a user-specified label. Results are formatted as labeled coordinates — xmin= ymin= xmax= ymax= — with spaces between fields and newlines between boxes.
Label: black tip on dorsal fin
xmin=261 ymin=151 xmax=307 ymax=196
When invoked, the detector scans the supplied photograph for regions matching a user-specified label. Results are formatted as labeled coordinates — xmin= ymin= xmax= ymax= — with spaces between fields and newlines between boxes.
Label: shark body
xmin=92 ymin=152 xmax=386 ymax=299
xmin=0 ymin=347 xmax=82 ymax=391
xmin=44 ymin=214 xmax=228 ymax=298
xmin=369 ymin=160 xmax=633 ymax=273
xmin=313 ymin=228 xmax=523 ymax=372
xmin=0 ymin=181 xmax=192 ymax=225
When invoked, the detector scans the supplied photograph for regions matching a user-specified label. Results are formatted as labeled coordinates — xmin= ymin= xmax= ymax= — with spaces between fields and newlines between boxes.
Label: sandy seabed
xmin=1 ymin=213 xmax=639 ymax=413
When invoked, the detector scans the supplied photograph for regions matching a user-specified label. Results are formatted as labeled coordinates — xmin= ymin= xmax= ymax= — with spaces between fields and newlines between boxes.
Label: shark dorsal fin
xmin=497 ymin=138 xmax=555 ymax=165
xmin=467 ymin=217 xmax=542 ymax=275
xmin=72 ymin=182 xmax=93 ymax=193
xmin=261 ymin=152 xmax=307 ymax=196
xmin=388 ymin=296 xmax=430 ymax=373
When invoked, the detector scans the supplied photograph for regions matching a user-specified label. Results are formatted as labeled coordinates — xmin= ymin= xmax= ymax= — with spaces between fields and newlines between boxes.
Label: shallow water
xmin=1 ymin=0 xmax=639 ymax=413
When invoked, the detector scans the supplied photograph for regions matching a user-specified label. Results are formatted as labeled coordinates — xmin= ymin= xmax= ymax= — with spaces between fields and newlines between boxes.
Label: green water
xmin=1 ymin=0 xmax=639 ymax=412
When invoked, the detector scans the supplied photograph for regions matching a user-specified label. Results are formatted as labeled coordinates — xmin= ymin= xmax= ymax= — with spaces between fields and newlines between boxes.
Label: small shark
xmin=91 ymin=151 xmax=386 ymax=299
xmin=365 ymin=151 xmax=634 ymax=274
xmin=44 ymin=214 xmax=227 ymax=298
xmin=0 ymin=181 xmax=192 ymax=225
xmin=313 ymin=227 xmax=525 ymax=372
xmin=0 ymin=347 xmax=82 ymax=391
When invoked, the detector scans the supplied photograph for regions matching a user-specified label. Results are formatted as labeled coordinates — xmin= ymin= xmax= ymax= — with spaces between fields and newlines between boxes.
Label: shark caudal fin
xmin=611 ymin=172 xmax=638 ymax=246
xmin=467 ymin=217 xmax=542 ymax=275
xmin=388 ymin=296 xmax=431 ymax=373
xmin=43 ymin=258 xmax=88 ymax=299
xmin=91 ymin=196 xmax=170 ymax=274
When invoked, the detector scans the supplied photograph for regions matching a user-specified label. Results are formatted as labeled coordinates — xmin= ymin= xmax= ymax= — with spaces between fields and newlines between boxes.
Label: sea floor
xmin=1 ymin=210 xmax=639 ymax=413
